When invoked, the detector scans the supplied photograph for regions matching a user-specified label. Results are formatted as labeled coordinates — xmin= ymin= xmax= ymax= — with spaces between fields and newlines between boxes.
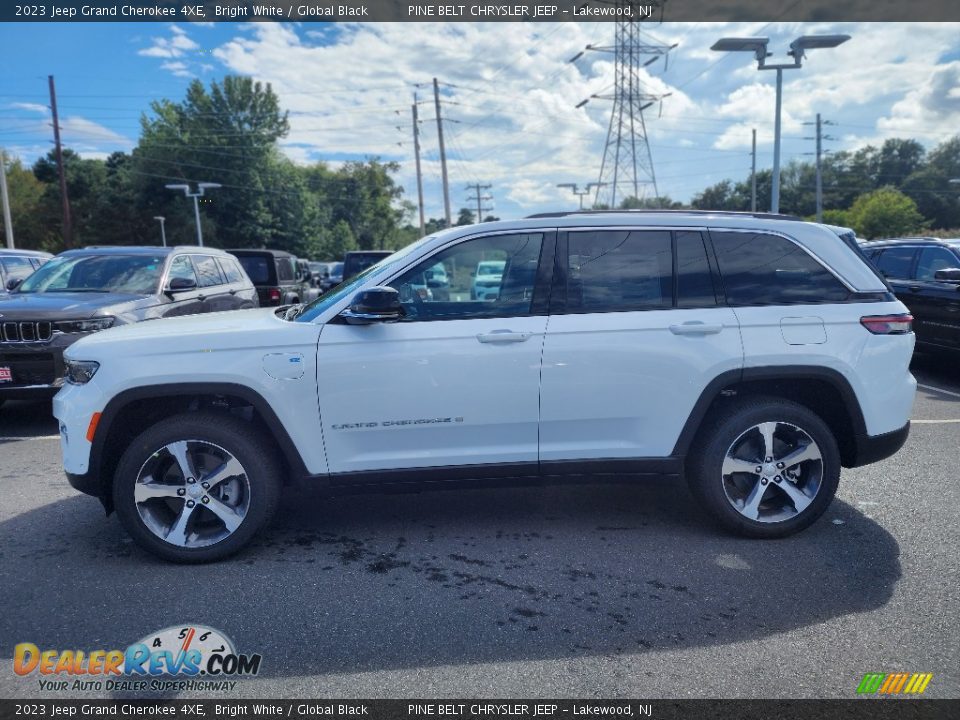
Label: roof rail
xmin=524 ymin=209 xmax=804 ymax=221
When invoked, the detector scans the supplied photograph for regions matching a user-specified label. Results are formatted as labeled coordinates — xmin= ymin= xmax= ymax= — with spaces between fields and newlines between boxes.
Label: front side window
xmin=712 ymin=232 xmax=850 ymax=305
xmin=916 ymin=247 xmax=960 ymax=282
xmin=388 ymin=233 xmax=543 ymax=321
xmin=873 ymin=247 xmax=916 ymax=280
xmin=167 ymin=255 xmax=198 ymax=286
xmin=566 ymin=230 xmax=672 ymax=312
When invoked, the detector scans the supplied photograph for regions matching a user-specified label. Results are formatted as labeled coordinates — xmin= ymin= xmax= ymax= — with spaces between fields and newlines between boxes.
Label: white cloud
xmin=9 ymin=102 xmax=48 ymax=115
xmin=161 ymin=61 xmax=192 ymax=78
xmin=139 ymin=25 xmax=200 ymax=59
xmin=59 ymin=117 xmax=132 ymax=147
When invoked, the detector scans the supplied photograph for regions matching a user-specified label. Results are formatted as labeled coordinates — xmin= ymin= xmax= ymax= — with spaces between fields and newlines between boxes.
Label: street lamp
xmin=164 ymin=182 xmax=221 ymax=246
xmin=152 ymin=216 xmax=166 ymax=247
xmin=711 ymin=34 xmax=850 ymax=214
xmin=557 ymin=182 xmax=607 ymax=210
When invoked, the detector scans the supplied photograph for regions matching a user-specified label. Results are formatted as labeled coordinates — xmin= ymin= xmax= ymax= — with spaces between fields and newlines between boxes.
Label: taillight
xmin=860 ymin=314 xmax=913 ymax=335
xmin=268 ymin=288 xmax=281 ymax=305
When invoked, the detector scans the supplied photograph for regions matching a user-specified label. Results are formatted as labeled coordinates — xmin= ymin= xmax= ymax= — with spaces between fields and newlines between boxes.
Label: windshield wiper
xmin=283 ymin=303 xmax=305 ymax=321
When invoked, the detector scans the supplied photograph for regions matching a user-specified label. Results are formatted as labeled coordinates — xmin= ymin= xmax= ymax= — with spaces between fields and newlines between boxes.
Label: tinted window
xmin=389 ymin=233 xmax=543 ymax=321
xmin=1 ymin=256 xmax=35 ymax=281
xmin=916 ymin=247 xmax=960 ymax=282
xmin=218 ymin=257 xmax=245 ymax=284
xmin=676 ymin=231 xmax=716 ymax=308
xmin=236 ymin=255 xmax=272 ymax=285
xmin=567 ymin=230 xmax=672 ymax=312
xmin=193 ymin=255 xmax=224 ymax=287
xmin=276 ymin=258 xmax=295 ymax=282
xmin=167 ymin=255 xmax=197 ymax=286
xmin=712 ymin=232 xmax=849 ymax=305
xmin=873 ymin=247 xmax=916 ymax=280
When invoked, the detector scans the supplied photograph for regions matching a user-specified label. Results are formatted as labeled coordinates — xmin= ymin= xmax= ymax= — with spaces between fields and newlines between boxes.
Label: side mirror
xmin=340 ymin=286 xmax=405 ymax=325
xmin=6 ymin=277 xmax=23 ymax=291
xmin=166 ymin=276 xmax=198 ymax=294
xmin=933 ymin=268 xmax=960 ymax=284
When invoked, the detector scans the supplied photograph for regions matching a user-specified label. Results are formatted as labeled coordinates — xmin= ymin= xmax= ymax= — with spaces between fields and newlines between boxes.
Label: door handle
xmin=669 ymin=321 xmax=723 ymax=336
xmin=477 ymin=330 xmax=533 ymax=344
xmin=229 ymin=289 xmax=237 ymax=295
xmin=909 ymin=286 xmax=921 ymax=293
xmin=197 ymin=294 xmax=206 ymax=301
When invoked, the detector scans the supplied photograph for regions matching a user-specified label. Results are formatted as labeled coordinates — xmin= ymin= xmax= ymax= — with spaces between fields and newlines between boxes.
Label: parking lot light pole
xmin=152 ymin=216 xmax=166 ymax=247
xmin=711 ymin=34 xmax=850 ymax=214
xmin=165 ymin=182 xmax=221 ymax=246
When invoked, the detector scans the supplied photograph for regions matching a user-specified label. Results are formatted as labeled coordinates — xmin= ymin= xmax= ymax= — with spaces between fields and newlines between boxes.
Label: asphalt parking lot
xmin=0 ymin=352 xmax=957 ymax=699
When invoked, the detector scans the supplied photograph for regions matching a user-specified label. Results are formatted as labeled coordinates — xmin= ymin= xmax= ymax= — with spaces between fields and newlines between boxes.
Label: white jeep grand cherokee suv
xmin=54 ymin=211 xmax=916 ymax=562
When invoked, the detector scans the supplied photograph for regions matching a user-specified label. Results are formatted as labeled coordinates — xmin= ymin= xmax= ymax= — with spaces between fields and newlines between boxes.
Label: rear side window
xmin=1 ymin=256 xmax=35 ymax=281
xmin=276 ymin=258 xmax=295 ymax=282
xmin=567 ymin=230 xmax=672 ymax=312
xmin=193 ymin=255 xmax=225 ymax=287
xmin=916 ymin=247 xmax=959 ymax=282
xmin=712 ymin=232 xmax=850 ymax=305
xmin=218 ymin=257 xmax=245 ymax=284
xmin=676 ymin=231 xmax=717 ymax=308
xmin=873 ymin=247 xmax=916 ymax=280
xmin=236 ymin=255 xmax=272 ymax=284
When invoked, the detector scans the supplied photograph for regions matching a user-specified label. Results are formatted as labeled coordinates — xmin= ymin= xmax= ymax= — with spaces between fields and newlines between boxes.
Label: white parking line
xmin=0 ymin=435 xmax=60 ymax=442
xmin=918 ymin=383 xmax=960 ymax=400
xmin=912 ymin=419 xmax=960 ymax=424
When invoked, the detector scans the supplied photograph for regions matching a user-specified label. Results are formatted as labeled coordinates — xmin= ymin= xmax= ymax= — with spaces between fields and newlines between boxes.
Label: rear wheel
xmin=113 ymin=412 xmax=281 ymax=562
xmin=688 ymin=397 xmax=840 ymax=538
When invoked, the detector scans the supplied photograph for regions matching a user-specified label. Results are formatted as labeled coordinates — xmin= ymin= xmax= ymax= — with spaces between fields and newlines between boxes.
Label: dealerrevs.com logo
xmin=13 ymin=624 xmax=262 ymax=693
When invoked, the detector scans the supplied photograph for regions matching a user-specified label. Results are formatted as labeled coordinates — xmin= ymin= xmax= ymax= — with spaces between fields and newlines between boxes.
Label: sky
xmin=1 ymin=20 xmax=959 ymax=222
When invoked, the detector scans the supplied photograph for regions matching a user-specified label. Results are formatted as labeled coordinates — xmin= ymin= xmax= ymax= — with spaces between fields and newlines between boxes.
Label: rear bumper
xmin=850 ymin=421 xmax=910 ymax=468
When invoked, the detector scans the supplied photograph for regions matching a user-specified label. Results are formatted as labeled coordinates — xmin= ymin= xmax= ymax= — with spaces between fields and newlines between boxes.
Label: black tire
xmin=687 ymin=396 xmax=840 ymax=539
xmin=113 ymin=412 xmax=281 ymax=563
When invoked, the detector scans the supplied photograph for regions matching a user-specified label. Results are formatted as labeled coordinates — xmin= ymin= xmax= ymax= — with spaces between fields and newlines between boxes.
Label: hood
xmin=65 ymin=307 xmax=320 ymax=361
xmin=0 ymin=292 xmax=155 ymax=320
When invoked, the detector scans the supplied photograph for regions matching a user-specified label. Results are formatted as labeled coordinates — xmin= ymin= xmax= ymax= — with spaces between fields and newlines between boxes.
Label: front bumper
xmin=0 ymin=334 xmax=76 ymax=398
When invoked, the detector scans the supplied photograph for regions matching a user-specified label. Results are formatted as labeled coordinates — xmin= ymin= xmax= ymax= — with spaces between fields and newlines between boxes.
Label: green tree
xmin=456 ymin=207 xmax=475 ymax=226
xmin=1 ymin=157 xmax=58 ymax=250
xmin=847 ymin=187 xmax=925 ymax=239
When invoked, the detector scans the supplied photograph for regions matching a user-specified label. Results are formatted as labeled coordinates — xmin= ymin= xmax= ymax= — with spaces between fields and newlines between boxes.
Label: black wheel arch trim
xmin=671 ymin=365 xmax=869 ymax=459
xmin=87 ymin=382 xmax=310 ymax=500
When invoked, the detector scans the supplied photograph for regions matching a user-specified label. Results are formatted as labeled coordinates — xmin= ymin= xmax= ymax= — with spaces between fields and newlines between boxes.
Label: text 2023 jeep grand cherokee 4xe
xmin=53 ymin=211 xmax=916 ymax=562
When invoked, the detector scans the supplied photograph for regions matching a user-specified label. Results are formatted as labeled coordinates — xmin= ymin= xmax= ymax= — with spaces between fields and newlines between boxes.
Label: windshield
xmin=295 ymin=238 xmax=432 ymax=323
xmin=17 ymin=254 xmax=165 ymax=294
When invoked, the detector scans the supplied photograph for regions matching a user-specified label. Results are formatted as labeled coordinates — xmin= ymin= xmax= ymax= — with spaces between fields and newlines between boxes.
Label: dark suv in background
xmin=0 ymin=246 xmax=257 ymax=405
xmin=228 ymin=249 xmax=319 ymax=306
xmin=861 ymin=237 xmax=960 ymax=353
xmin=1 ymin=248 xmax=52 ymax=292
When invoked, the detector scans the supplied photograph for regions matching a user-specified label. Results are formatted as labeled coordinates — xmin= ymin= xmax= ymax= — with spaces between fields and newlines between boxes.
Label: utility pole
xmin=411 ymin=96 xmax=426 ymax=236
xmin=465 ymin=184 xmax=492 ymax=224
xmin=804 ymin=113 xmax=836 ymax=223
xmin=48 ymin=75 xmax=72 ymax=248
xmin=750 ymin=128 xmax=757 ymax=213
xmin=0 ymin=149 xmax=14 ymax=248
xmin=433 ymin=78 xmax=452 ymax=227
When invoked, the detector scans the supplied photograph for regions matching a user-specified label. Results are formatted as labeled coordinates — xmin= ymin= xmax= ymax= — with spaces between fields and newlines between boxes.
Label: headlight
xmin=64 ymin=360 xmax=100 ymax=385
xmin=55 ymin=317 xmax=115 ymax=334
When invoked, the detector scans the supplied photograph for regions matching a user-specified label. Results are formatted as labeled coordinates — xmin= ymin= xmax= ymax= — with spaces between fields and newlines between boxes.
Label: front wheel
xmin=113 ymin=412 xmax=281 ymax=563
xmin=687 ymin=397 xmax=840 ymax=538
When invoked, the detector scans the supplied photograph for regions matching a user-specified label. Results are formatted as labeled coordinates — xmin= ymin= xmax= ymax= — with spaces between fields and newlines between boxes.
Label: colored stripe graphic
xmin=858 ymin=673 xmax=932 ymax=695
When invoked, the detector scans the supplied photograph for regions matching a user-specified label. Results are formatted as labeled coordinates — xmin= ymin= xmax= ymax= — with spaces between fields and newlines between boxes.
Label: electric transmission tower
xmin=577 ymin=1 xmax=674 ymax=209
